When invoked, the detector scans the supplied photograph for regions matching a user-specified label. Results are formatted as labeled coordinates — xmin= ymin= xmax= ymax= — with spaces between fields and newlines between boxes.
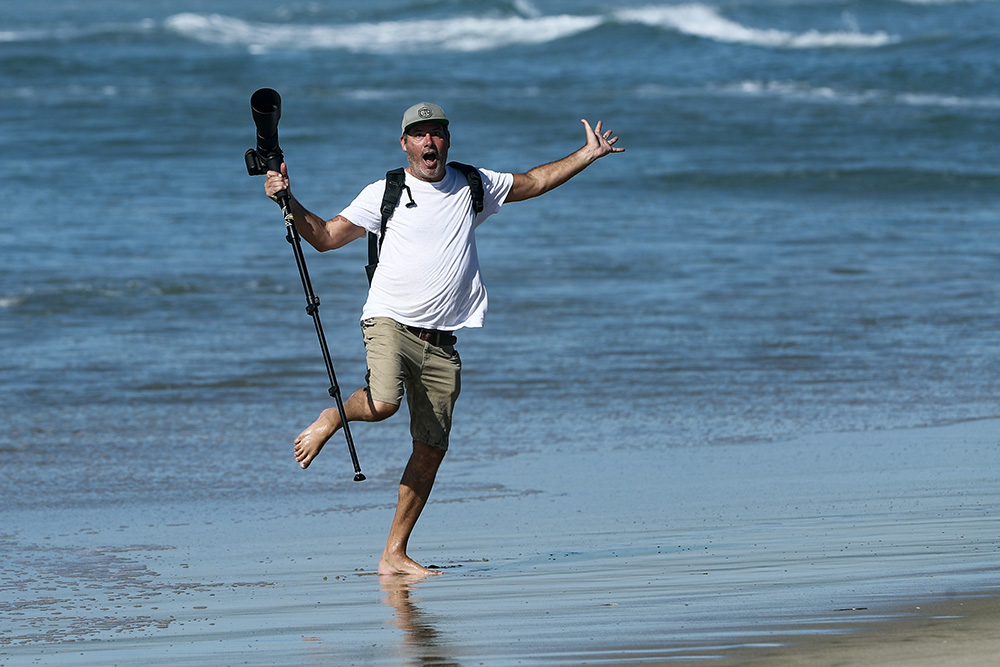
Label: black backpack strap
xmin=448 ymin=161 xmax=484 ymax=214
xmin=366 ymin=168 xmax=406 ymax=285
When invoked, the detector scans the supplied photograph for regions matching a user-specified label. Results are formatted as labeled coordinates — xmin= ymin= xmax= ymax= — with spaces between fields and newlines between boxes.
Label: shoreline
xmin=697 ymin=591 xmax=1000 ymax=666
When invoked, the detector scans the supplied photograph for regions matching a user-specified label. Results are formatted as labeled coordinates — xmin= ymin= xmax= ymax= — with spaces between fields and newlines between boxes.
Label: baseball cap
xmin=401 ymin=102 xmax=449 ymax=133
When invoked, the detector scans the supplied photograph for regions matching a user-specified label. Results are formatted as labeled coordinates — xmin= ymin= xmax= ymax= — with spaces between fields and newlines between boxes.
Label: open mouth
xmin=422 ymin=149 xmax=439 ymax=169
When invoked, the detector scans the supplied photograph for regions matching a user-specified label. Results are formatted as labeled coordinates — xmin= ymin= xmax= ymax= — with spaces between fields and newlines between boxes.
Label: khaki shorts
xmin=361 ymin=317 xmax=462 ymax=450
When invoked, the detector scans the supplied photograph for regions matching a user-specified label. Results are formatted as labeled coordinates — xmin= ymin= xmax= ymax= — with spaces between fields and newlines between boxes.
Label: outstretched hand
xmin=581 ymin=119 xmax=624 ymax=160
xmin=506 ymin=117 xmax=625 ymax=202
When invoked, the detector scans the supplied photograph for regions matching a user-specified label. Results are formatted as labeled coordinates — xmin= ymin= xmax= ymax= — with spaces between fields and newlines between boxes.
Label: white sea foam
xmin=726 ymin=80 xmax=1000 ymax=109
xmin=4 ymin=7 xmax=900 ymax=51
xmin=0 ymin=19 xmax=155 ymax=43
xmin=0 ymin=296 xmax=25 ymax=308
xmin=896 ymin=0 xmax=981 ymax=5
xmin=164 ymin=3 xmax=898 ymax=54
xmin=615 ymin=4 xmax=898 ymax=48
xmin=164 ymin=12 xmax=602 ymax=54
xmin=896 ymin=91 xmax=1000 ymax=108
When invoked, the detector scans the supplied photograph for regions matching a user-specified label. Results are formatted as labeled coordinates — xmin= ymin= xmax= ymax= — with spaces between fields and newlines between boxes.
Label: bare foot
xmin=293 ymin=408 xmax=341 ymax=469
xmin=378 ymin=552 xmax=442 ymax=578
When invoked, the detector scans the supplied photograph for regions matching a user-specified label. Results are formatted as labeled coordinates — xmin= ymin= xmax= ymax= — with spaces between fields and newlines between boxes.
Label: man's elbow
xmin=314 ymin=236 xmax=350 ymax=252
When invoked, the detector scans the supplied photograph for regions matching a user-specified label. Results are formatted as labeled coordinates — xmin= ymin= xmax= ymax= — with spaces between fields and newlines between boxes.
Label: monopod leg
xmin=279 ymin=197 xmax=365 ymax=482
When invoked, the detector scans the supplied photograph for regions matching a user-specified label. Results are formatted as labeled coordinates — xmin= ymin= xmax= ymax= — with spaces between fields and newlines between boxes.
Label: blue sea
xmin=2 ymin=1 xmax=999 ymax=664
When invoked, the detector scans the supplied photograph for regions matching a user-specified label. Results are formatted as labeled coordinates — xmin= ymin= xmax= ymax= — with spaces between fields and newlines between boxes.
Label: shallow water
xmin=3 ymin=419 xmax=998 ymax=664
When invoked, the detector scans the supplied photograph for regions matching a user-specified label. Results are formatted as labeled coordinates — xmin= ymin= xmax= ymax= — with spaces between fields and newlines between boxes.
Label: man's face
xmin=401 ymin=121 xmax=450 ymax=182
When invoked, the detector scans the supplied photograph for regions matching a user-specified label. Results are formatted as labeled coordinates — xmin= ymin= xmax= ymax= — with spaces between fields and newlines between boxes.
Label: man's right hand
xmin=265 ymin=162 xmax=291 ymax=202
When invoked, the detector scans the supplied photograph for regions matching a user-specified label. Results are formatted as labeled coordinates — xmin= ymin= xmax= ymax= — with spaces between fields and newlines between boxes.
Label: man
xmin=264 ymin=102 xmax=623 ymax=577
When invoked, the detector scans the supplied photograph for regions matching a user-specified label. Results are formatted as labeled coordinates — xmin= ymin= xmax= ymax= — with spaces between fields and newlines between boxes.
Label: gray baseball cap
xmin=401 ymin=102 xmax=449 ymax=133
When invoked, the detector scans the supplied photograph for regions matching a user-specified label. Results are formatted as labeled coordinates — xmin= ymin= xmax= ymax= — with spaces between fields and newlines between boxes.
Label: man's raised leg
xmin=378 ymin=441 xmax=446 ymax=577
xmin=294 ymin=388 xmax=397 ymax=469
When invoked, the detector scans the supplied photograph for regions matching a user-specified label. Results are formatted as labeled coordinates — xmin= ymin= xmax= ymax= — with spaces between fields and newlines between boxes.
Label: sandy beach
xmin=716 ymin=592 xmax=1000 ymax=667
xmin=3 ymin=418 xmax=998 ymax=666
xmin=377 ymin=582 xmax=1000 ymax=667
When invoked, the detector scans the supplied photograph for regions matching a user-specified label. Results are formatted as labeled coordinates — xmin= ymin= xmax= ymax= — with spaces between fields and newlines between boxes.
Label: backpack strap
xmin=366 ymin=168 xmax=406 ymax=285
xmin=365 ymin=164 xmax=484 ymax=285
xmin=448 ymin=161 xmax=484 ymax=214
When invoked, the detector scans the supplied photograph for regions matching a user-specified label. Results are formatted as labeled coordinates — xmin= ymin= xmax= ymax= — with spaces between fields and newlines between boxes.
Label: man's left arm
xmin=505 ymin=119 xmax=624 ymax=203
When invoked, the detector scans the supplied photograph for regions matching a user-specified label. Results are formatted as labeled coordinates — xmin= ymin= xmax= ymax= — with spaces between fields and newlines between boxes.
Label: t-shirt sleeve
xmin=473 ymin=168 xmax=514 ymax=227
xmin=338 ymin=180 xmax=385 ymax=234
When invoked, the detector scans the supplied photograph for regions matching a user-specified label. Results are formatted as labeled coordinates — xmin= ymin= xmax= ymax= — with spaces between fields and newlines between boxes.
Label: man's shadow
xmin=380 ymin=574 xmax=460 ymax=667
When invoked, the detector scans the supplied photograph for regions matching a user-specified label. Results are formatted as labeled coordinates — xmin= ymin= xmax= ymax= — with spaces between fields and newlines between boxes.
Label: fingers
xmin=264 ymin=162 xmax=290 ymax=199
xmin=581 ymin=118 xmax=625 ymax=154
xmin=591 ymin=120 xmax=614 ymax=141
xmin=581 ymin=118 xmax=604 ymax=146
xmin=594 ymin=122 xmax=618 ymax=145
xmin=266 ymin=162 xmax=288 ymax=180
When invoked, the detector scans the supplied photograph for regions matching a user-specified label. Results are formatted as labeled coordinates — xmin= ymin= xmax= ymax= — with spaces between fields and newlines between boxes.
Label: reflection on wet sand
xmin=380 ymin=574 xmax=460 ymax=667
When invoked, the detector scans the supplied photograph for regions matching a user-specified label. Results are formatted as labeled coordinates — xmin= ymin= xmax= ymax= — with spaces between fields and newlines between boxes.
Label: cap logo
xmin=418 ymin=107 xmax=433 ymax=119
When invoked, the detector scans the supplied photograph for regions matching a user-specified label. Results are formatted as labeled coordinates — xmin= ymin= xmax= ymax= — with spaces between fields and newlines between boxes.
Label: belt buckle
xmin=407 ymin=325 xmax=432 ymax=342
xmin=407 ymin=325 xmax=453 ymax=347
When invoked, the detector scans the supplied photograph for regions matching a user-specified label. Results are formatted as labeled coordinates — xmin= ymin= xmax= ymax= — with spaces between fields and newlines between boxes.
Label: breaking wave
xmin=163 ymin=12 xmax=602 ymax=54
xmin=723 ymin=80 xmax=1000 ymax=108
xmin=616 ymin=5 xmax=897 ymax=48
xmin=162 ymin=3 xmax=898 ymax=54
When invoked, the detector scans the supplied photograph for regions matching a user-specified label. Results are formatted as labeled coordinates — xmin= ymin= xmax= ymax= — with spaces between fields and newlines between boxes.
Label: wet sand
xmin=2 ymin=419 xmax=998 ymax=665
xmin=713 ymin=592 xmax=1000 ymax=667
xmin=379 ymin=581 xmax=1000 ymax=666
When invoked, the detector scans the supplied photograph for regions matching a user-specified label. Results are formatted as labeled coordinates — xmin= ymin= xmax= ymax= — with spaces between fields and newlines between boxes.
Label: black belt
xmin=405 ymin=326 xmax=457 ymax=347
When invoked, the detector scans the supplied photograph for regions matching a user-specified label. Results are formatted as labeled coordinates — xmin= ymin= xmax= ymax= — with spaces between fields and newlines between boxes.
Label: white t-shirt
xmin=340 ymin=165 xmax=513 ymax=330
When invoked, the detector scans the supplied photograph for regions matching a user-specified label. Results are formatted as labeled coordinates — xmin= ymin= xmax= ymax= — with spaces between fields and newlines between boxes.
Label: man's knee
xmin=413 ymin=440 xmax=447 ymax=463
xmin=349 ymin=387 xmax=399 ymax=422
xmin=365 ymin=389 xmax=399 ymax=421
xmin=402 ymin=441 xmax=446 ymax=486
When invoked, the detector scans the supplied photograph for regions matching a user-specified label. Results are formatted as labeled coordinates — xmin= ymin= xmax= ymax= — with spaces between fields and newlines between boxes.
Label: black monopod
xmin=245 ymin=88 xmax=365 ymax=482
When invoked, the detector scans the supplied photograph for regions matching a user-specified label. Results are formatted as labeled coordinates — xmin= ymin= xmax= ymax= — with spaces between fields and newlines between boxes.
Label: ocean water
xmin=2 ymin=0 xmax=999 ymax=663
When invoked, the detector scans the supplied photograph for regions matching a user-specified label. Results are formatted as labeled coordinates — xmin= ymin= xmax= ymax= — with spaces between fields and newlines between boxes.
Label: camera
xmin=245 ymin=88 xmax=283 ymax=176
